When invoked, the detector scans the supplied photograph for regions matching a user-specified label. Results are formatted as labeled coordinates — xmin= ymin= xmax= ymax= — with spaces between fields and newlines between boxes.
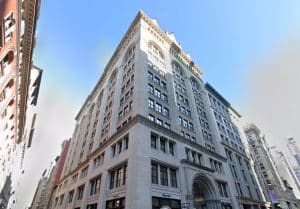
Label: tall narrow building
xmin=245 ymin=124 xmax=300 ymax=209
xmin=0 ymin=0 xmax=41 ymax=207
xmin=50 ymin=11 xmax=267 ymax=209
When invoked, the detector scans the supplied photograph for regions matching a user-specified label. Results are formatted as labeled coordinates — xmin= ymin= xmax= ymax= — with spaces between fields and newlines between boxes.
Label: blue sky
xmin=16 ymin=1 xmax=300 ymax=207
xmin=34 ymin=0 xmax=300 ymax=108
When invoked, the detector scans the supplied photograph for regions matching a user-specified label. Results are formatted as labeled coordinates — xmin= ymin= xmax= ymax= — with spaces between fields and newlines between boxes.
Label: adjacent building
xmin=48 ymin=11 xmax=268 ymax=209
xmin=286 ymin=138 xmax=300 ymax=183
xmin=0 ymin=0 xmax=41 ymax=207
xmin=245 ymin=124 xmax=300 ymax=209
xmin=30 ymin=139 xmax=71 ymax=209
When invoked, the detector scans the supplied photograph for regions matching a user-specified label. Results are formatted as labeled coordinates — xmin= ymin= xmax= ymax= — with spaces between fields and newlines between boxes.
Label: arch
xmin=192 ymin=173 xmax=219 ymax=209
xmin=171 ymin=60 xmax=184 ymax=76
xmin=148 ymin=40 xmax=165 ymax=60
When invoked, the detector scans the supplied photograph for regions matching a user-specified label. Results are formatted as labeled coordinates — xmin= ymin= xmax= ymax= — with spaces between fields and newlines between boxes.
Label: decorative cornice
xmin=17 ymin=0 xmax=40 ymax=143
xmin=75 ymin=10 xmax=203 ymax=120
xmin=58 ymin=114 xmax=227 ymax=185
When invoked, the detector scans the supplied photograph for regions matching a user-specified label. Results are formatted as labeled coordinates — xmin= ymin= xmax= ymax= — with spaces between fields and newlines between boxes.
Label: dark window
xmin=160 ymin=138 xmax=166 ymax=153
xmin=106 ymin=198 xmax=125 ymax=209
xmin=86 ymin=203 xmax=97 ymax=209
xmin=77 ymin=185 xmax=85 ymax=200
xmin=151 ymin=163 xmax=158 ymax=184
xmin=89 ymin=175 xmax=101 ymax=196
xmin=152 ymin=197 xmax=180 ymax=209
xmin=169 ymin=142 xmax=174 ymax=156
xmin=160 ymin=166 xmax=168 ymax=186
xmin=151 ymin=134 xmax=157 ymax=149
xmin=170 ymin=168 xmax=177 ymax=188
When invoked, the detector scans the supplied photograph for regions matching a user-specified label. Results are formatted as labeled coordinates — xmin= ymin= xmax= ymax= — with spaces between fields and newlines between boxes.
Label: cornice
xmin=58 ymin=114 xmax=227 ymax=185
xmin=75 ymin=10 xmax=203 ymax=120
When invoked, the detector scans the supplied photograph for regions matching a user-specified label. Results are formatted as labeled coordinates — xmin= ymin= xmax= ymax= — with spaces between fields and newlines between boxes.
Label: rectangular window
xmin=169 ymin=142 xmax=174 ymax=156
xmin=170 ymin=168 xmax=177 ymax=188
xmin=160 ymin=138 xmax=166 ymax=153
xmin=151 ymin=163 xmax=158 ymax=184
xmin=148 ymin=98 xmax=154 ymax=109
xmin=151 ymin=134 xmax=157 ymax=149
xmin=68 ymin=190 xmax=74 ymax=203
xmin=148 ymin=114 xmax=155 ymax=122
xmin=162 ymin=93 xmax=168 ymax=102
xmin=154 ymin=88 xmax=161 ymax=98
xmin=89 ymin=175 xmax=101 ymax=196
xmin=160 ymin=166 xmax=168 ymax=186
xmin=86 ymin=203 xmax=97 ymax=209
xmin=155 ymin=102 xmax=162 ymax=113
xmin=110 ymin=164 xmax=127 ymax=189
xmin=76 ymin=184 xmax=85 ymax=200
xmin=217 ymin=182 xmax=228 ymax=197
xmin=163 ymin=107 xmax=169 ymax=117
xmin=148 ymin=84 xmax=154 ymax=93
xmin=156 ymin=118 xmax=163 ymax=126
xmin=148 ymin=71 xmax=153 ymax=80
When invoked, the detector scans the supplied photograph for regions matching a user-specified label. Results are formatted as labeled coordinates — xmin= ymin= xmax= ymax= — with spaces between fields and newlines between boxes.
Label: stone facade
xmin=50 ymin=11 xmax=268 ymax=209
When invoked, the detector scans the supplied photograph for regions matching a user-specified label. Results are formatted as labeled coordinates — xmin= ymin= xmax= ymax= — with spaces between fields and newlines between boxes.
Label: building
xmin=30 ymin=174 xmax=48 ymax=209
xmin=286 ymin=138 xmax=300 ymax=183
xmin=0 ymin=0 xmax=41 ymax=203
xmin=30 ymin=139 xmax=71 ymax=209
xmin=245 ymin=124 xmax=300 ymax=209
xmin=0 ymin=175 xmax=11 ymax=209
xmin=50 ymin=11 xmax=267 ymax=209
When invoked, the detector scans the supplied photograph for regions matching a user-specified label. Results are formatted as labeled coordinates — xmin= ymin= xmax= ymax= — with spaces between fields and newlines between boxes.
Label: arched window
xmin=148 ymin=41 xmax=164 ymax=60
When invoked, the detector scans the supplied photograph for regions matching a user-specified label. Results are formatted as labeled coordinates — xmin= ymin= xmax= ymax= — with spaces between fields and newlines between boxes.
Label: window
xmin=152 ymin=197 xmax=180 ymax=209
xmin=59 ymin=194 xmax=64 ymax=206
xmin=164 ymin=123 xmax=170 ymax=129
xmin=155 ymin=102 xmax=162 ymax=113
xmin=169 ymin=142 xmax=174 ymax=156
xmin=93 ymin=153 xmax=104 ymax=168
xmin=151 ymin=163 xmax=158 ymax=184
xmin=86 ymin=203 xmax=97 ymax=209
xmin=160 ymin=166 xmax=168 ymax=186
xmin=111 ymin=145 xmax=116 ymax=157
xmin=77 ymin=184 xmax=85 ymax=200
xmin=151 ymin=134 xmax=157 ymax=149
xmin=106 ymin=198 xmax=125 ymax=209
xmin=110 ymin=164 xmax=127 ymax=189
xmin=161 ymin=81 xmax=167 ymax=89
xmin=148 ymin=114 xmax=155 ymax=122
xmin=170 ymin=168 xmax=177 ymax=188
xmin=154 ymin=76 xmax=160 ymax=85
xmin=154 ymin=88 xmax=161 ymax=98
xmin=89 ymin=175 xmax=101 ymax=196
xmin=162 ymin=93 xmax=168 ymax=102
xmin=156 ymin=118 xmax=163 ymax=126
xmin=148 ymin=84 xmax=154 ymax=93
xmin=160 ymin=138 xmax=166 ymax=153
xmin=217 ymin=182 xmax=228 ymax=197
xmin=80 ymin=166 xmax=89 ymax=178
xmin=163 ymin=107 xmax=169 ymax=117
xmin=148 ymin=98 xmax=154 ymax=109
xmin=148 ymin=71 xmax=153 ymax=80
xmin=68 ymin=190 xmax=74 ymax=203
